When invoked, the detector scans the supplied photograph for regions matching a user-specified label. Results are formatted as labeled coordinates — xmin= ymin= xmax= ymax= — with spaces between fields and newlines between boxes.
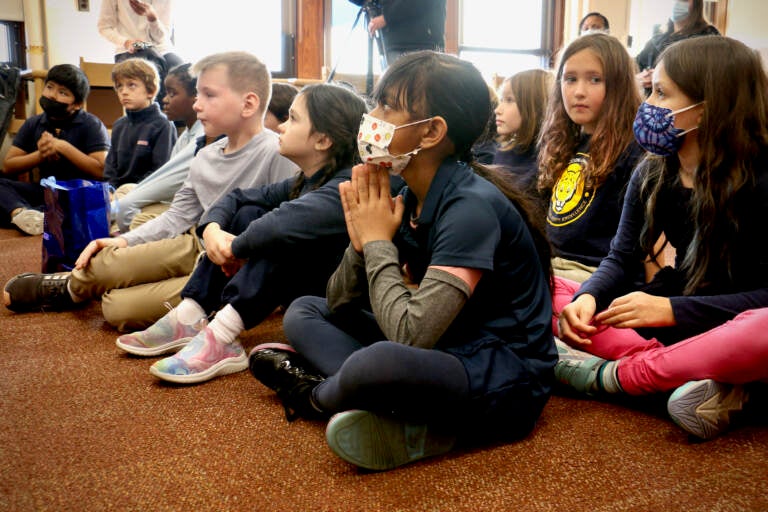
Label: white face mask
xmin=581 ymin=28 xmax=610 ymax=36
xmin=357 ymin=113 xmax=431 ymax=176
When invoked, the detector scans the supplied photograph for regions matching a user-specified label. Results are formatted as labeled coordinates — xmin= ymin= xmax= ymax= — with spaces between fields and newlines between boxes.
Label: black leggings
xmin=284 ymin=296 xmax=470 ymax=423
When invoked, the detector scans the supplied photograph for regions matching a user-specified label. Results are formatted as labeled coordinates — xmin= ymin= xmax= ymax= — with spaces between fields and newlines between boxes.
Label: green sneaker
xmin=554 ymin=337 xmax=594 ymax=362
xmin=325 ymin=410 xmax=456 ymax=471
xmin=667 ymin=379 xmax=748 ymax=440
xmin=553 ymin=356 xmax=606 ymax=396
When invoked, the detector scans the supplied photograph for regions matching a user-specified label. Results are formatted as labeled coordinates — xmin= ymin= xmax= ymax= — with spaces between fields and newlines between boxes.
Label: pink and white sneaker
xmin=149 ymin=326 xmax=247 ymax=384
xmin=116 ymin=308 xmax=202 ymax=357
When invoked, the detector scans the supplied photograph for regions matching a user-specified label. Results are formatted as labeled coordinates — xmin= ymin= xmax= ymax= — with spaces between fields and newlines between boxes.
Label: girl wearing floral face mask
xmin=554 ymin=36 xmax=768 ymax=442
xmin=249 ymin=51 xmax=555 ymax=471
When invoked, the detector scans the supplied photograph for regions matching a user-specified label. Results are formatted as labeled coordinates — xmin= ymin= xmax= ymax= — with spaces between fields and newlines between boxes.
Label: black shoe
xmin=3 ymin=272 xmax=77 ymax=312
xmin=249 ymin=343 xmax=326 ymax=421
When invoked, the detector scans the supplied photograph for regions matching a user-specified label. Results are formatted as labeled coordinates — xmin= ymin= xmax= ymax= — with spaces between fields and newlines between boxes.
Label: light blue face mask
xmin=671 ymin=0 xmax=690 ymax=23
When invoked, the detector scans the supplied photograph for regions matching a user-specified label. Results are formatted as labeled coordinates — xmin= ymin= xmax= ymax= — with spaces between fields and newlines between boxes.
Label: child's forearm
xmin=55 ymin=140 xmax=106 ymax=179
xmin=2 ymin=151 xmax=44 ymax=177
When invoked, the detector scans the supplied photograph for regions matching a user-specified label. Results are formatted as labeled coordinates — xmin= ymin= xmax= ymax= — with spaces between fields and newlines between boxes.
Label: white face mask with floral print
xmin=357 ymin=113 xmax=432 ymax=175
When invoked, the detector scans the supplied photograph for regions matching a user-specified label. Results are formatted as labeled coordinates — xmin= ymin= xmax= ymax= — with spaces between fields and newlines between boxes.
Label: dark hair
xmin=269 ymin=82 xmax=300 ymax=123
xmin=288 ymin=83 xmax=368 ymax=199
xmin=166 ymin=63 xmax=196 ymax=96
xmin=579 ymin=12 xmax=610 ymax=34
xmin=669 ymin=0 xmax=712 ymax=36
xmin=372 ymin=51 xmax=553 ymax=289
xmin=639 ymin=36 xmax=768 ymax=294
xmin=46 ymin=64 xmax=90 ymax=104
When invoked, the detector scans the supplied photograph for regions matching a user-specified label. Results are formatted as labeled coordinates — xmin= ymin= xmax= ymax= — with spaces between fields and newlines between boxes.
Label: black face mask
xmin=39 ymin=96 xmax=73 ymax=119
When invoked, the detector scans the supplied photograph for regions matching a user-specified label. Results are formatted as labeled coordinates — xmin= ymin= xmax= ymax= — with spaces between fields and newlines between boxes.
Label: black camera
xmin=362 ymin=0 xmax=382 ymax=18
xmin=132 ymin=41 xmax=154 ymax=51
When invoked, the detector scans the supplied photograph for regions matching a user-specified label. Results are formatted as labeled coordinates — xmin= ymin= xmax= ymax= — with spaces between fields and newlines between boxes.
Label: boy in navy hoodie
xmin=105 ymin=57 xmax=176 ymax=189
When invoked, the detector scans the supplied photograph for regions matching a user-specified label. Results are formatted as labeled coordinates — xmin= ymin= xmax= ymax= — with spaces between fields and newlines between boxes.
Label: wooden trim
xmin=297 ymin=0 xmax=325 ymax=79
xmin=551 ymin=0 xmax=565 ymax=67
xmin=445 ymin=0 xmax=459 ymax=55
xmin=710 ymin=0 xmax=729 ymax=35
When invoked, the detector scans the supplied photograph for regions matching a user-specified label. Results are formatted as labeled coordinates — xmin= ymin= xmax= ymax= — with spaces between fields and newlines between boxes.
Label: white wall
xmin=44 ymin=0 xmax=113 ymax=66
xmin=0 ymin=0 xmax=24 ymax=21
xmin=725 ymin=0 xmax=768 ymax=67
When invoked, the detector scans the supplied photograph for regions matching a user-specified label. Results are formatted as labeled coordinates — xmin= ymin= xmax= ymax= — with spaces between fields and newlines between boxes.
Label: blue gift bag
xmin=41 ymin=177 xmax=111 ymax=272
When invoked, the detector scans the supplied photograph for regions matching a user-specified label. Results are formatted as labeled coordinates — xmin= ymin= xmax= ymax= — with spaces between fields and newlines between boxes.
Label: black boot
xmin=249 ymin=343 xmax=326 ymax=421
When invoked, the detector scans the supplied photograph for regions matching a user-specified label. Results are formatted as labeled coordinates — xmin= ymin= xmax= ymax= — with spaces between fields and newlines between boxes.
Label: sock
xmin=208 ymin=304 xmax=244 ymax=344
xmin=175 ymin=298 xmax=206 ymax=325
xmin=597 ymin=360 xmax=624 ymax=394
xmin=66 ymin=277 xmax=87 ymax=304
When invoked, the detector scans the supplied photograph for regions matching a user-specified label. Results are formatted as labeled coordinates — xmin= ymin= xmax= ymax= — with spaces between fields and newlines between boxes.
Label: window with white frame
xmin=459 ymin=0 xmax=554 ymax=81
xmin=328 ymin=0 xmax=555 ymax=82
xmin=172 ymin=0 xmax=294 ymax=77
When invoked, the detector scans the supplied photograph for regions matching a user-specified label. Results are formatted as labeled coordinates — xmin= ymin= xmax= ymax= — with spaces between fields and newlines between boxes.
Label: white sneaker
xmin=554 ymin=336 xmax=593 ymax=362
xmin=11 ymin=209 xmax=44 ymax=236
xmin=667 ymin=379 xmax=748 ymax=440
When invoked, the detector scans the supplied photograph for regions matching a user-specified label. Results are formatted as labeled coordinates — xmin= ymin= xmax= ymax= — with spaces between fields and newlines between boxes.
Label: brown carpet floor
xmin=1 ymin=228 xmax=767 ymax=511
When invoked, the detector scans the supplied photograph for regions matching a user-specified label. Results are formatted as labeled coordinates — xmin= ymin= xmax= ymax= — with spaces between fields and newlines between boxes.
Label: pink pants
xmin=552 ymin=277 xmax=768 ymax=395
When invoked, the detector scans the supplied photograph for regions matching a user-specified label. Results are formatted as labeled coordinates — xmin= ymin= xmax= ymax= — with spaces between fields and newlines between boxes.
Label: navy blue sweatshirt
xmin=104 ymin=102 xmax=177 ymax=187
xmin=577 ymin=155 xmax=768 ymax=343
xmin=198 ymin=168 xmax=353 ymax=266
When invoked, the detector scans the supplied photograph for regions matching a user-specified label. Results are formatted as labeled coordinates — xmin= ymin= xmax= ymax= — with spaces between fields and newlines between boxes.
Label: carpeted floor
xmin=1 ymin=228 xmax=767 ymax=512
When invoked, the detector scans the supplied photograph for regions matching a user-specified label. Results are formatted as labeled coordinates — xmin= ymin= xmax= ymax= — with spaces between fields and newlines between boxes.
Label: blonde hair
xmin=192 ymin=51 xmax=271 ymax=114
xmin=111 ymin=58 xmax=159 ymax=98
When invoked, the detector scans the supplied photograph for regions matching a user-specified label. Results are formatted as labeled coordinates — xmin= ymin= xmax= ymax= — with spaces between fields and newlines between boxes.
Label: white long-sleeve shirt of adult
xmin=98 ymin=0 xmax=174 ymax=55
xmin=121 ymin=130 xmax=298 ymax=246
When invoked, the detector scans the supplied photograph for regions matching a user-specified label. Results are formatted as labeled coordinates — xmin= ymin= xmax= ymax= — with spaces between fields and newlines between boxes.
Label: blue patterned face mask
xmin=632 ymin=101 xmax=703 ymax=156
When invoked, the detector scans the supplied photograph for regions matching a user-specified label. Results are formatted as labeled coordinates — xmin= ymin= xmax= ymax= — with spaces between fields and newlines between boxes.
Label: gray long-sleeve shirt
xmin=121 ymin=130 xmax=298 ymax=246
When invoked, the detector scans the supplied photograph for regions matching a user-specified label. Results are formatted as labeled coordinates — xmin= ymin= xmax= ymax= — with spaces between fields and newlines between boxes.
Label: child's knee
xmin=102 ymin=291 xmax=153 ymax=332
xmin=284 ymin=296 xmax=328 ymax=333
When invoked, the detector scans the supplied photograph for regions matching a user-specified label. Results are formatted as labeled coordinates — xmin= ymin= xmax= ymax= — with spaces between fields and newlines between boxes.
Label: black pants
xmin=0 ymin=178 xmax=41 ymax=225
xmin=181 ymin=205 xmax=340 ymax=330
xmin=283 ymin=295 xmax=470 ymax=424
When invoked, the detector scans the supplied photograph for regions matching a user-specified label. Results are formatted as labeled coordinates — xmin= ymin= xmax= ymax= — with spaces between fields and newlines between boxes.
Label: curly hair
xmin=537 ymin=34 xmax=640 ymax=191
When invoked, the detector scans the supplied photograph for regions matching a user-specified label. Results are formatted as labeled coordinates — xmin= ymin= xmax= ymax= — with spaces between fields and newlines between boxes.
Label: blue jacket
xmin=104 ymin=102 xmax=177 ymax=187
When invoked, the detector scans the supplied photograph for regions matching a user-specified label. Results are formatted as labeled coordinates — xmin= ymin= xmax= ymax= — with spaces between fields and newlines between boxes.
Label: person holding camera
xmin=98 ymin=0 xmax=183 ymax=103
xmin=349 ymin=0 xmax=446 ymax=68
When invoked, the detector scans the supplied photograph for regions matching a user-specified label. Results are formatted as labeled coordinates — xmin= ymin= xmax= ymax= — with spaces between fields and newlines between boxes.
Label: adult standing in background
xmin=98 ymin=0 xmax=183 ymax=102
xmin=349 ymin=0 xmax=446 ymax=68
xmin=578 ymin=12 xmax=610 ymax=35
xmin=634 ymin=0 xmax=719 ymax=95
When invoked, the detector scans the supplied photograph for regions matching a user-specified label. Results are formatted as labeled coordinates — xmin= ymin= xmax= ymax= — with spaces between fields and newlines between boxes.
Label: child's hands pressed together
xmin=339 ymin=164 xmax=404 ymax=253
xmin=37 ymin=132 xmax=59 ymax=161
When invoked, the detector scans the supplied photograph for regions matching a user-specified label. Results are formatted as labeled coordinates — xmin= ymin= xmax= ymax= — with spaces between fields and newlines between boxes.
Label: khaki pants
xmin=551 ymin=256 xmax=597 ymax=284
xmin=69 ymin=233 xmax=202 ymax=331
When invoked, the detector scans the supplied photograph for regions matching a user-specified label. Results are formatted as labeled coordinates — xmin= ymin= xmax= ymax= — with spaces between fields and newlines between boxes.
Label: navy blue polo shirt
xmin=12 ymin=109 xmax=110 ymax=181
xmin=395 ymin=158 xmax=555 ymax=412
